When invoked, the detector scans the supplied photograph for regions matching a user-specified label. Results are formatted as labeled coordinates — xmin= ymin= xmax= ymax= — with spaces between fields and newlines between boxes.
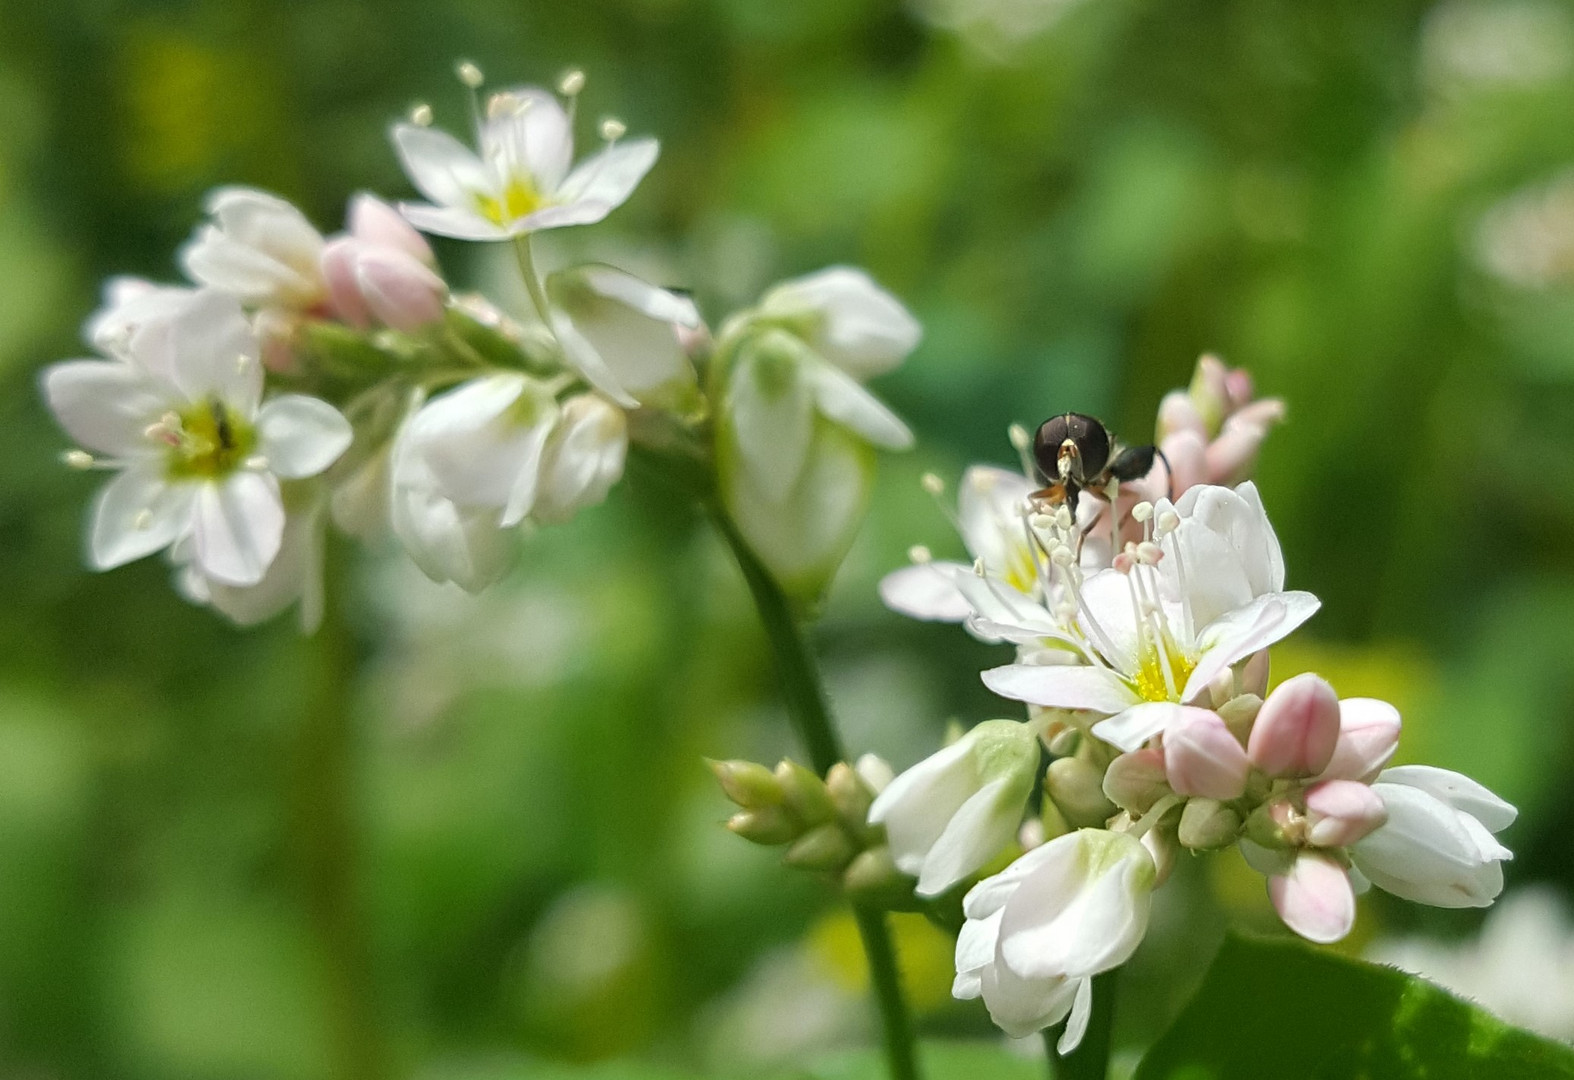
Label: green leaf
xmin=796 ymin=1041 xmax=1043 ymax=1080
xmin=1135 ymin=933 xmax=1574 ymax=1080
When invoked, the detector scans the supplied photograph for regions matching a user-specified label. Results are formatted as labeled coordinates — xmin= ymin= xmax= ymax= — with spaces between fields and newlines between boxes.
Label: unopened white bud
xmin=409 ymin=103 xmax=433 ymax=126
xmin=599 ymin=116 xmax=626 ymax=141
xmin=456 ymin=60 xmax=484 ymax=88
xmin=557 ymin=68 xmax=586 ymax=96
xmin=908 ymin=544 xmax=932 ymax=565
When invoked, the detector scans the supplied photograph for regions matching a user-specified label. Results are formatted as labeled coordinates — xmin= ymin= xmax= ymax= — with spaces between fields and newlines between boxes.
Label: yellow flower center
xmin=1132 ymin=638 xmax=1196 ymax=703
xmin=475 ymin=176 xmax=547 ymax=225
xmin=162 ymin=400 xmax=255 ymax=480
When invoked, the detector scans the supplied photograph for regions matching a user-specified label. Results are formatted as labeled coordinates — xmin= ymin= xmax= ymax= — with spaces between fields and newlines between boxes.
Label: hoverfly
xmin=1031 ymin=412 xmax=1168 ymax=510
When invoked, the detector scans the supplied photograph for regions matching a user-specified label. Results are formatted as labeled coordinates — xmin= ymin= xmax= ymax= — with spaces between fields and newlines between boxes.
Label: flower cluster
xmin=41 ymin=65 xmax=918 ymax=624
xmin=866 ymin=358 xmax=1514 ymax=1050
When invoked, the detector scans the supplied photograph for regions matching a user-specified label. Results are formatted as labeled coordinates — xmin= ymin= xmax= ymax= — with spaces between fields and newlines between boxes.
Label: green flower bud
xmin=825 ymin=762 xmax=876 ymax=837
xmin=1178 ymin=797 xmax=1243 ymax=851
xmin=707 ymin=758 xmax=782 ymax=809
xmin=842 ymin=846 xmax=916 ymax=907
xmin=774 ymin=759 xmax=834 ymax=826
xmin=1046 ymin=757 xmax=1117 ymax=827
xmin=727 ymin=806 xmax=799 ymax=846
xmin=784 ymin=822 xmax=857 ymax=872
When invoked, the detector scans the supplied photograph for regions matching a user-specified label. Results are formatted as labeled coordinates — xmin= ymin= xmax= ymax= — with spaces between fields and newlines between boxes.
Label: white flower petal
xmin=153 ymin=290 xmax=263 ymax=413
xmin=42 ymin=360 xmax=166 ymax=456
xmin=916 ymin=777 xmax=1023 ymax=898
xmin=89 ymin=466 xmax=194 ymax=569
xmin=1353 ymin=783 xmax=1506 ymax=908
xmin=982 ymin=663 xmax=1140 ymax=714
xmin=760 ymin=266 xmax=921 ymax=380
xmin=878 ymin=562 xmax=974 ymax=622
xmin=957 ymin=466 xmax=1037 ymax=574
xmin=555 ymin=137 xmax=659 ymax=212
xmin=193 ymin=471 xmax=284 ymax=587
xmin=1091 ymin=702 xmax=1189 ymax=753
xmin=391 ymin=123 xmax=493 ymax=209
xmin=1376 ymin=766 xmax=1518 ymax=834
xmin=396 ymin=202 xmax=512 ymax=242
xmin=1183 ymin=590 xmax=1321 ymax=701
xmin=256 ymin=395 xmax=352 ymax=479
xmin=805 ymin=360 xmax=913 ymax=449
xmin=482 ymin=88 xmax=573 ymax=193
xmin=1056 ymin=978 xmax=1095 ymax=1056
xmin=724 ymin=347 xmax=814 ymax=504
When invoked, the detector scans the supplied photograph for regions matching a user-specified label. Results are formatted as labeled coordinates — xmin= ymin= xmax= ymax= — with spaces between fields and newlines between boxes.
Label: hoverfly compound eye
xmin=1034 ymin=413 xmax=1110 ymax=484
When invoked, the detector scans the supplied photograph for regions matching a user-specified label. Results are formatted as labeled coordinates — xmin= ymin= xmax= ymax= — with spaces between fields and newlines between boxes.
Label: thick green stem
xmin=708 ymin=504 xmax=919 ymax=1080
xmin=1044 ymin=970 xmax=1119 ymax=1080
xmin=511 ymin=235 xmax=554 ymax=328
xmin=295 ymin=534 xmax=387 ymax=1080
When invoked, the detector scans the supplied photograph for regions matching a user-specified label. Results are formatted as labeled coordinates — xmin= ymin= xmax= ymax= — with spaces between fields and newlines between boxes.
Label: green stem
xmin=511 ymin=235 xmax=554 ymax=328
xmin=1044 ymin=970 xmax=1119 ymax=1080
xmin=707 ymin=503 xmax=919 ymax=1080
xmin=296 ymin=534 xmax=387 ymax=1080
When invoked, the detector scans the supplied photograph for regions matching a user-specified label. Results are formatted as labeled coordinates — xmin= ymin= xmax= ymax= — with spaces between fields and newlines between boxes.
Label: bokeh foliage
xmin=1 ymin=0 xmax=1573 ymax=1075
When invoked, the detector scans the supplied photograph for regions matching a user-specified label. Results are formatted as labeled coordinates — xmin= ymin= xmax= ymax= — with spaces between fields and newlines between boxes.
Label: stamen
xmin=409 ymin=103 xmax=434 ymax=127
xmin=1131 ymin=501 xmax=1153 ymax=523
xmin=1008 ymin=422 xmax=1035 ymax=478
xmin=920 ymin=472 xmax=945 ymax=496
xmin=908 ymin=544 xmax=932 ymax=565
xmin=62 ymin=449 xmax=95 ymax=470
xmin=557 ymin=68 xmax=586 ymax=96
xmin=973 ymin=557 xmax=986 ymax=577
xmin=1055 ymin=506 xmax=1073 ymax=532
xmin=1155 ymin=509 xmax=1180 ymax=538
xmin=599 ymin=117 xmax=626 ymax=142
xmin=456 ymin=60 xmax=484 ymax=88
xmin=244 ymin=455 xmax=269 ymax=471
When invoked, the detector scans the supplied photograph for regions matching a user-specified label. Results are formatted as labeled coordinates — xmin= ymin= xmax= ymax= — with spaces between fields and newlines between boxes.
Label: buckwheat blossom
xmin=868 ymin=719 xmax=1040 ymax=898
xmin=391 ymin=86 xmax=658 ymax=241
xmin=320 ymin=194 xmax=448 ymax=332
xmin=979 ymin=482 xmax=1319 ymax=752
xmin=42 ymin=290 xmax=351 ymax=587
xmin=181 ymin=187 xmax=329 ymax=311
xmin=954 ymin=829 xmax=1156 ymax=1049
xmin=1142 ymin=353 xmax=1286 ymax=498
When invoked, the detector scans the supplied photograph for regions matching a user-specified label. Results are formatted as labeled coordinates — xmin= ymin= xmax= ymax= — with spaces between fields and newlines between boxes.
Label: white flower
xmin=757 ymin=267 xmax=922 ymax=382
xmin=180 ymin=188 xmax=328 ymax=310
xmin=42 ymin=290 xmax=351 ymax=586
xmin=391 ymin=373 xmax=562 ymax=529
xmin=1352 ymin=765 xmax=1516 ymax=908
xmin=980 ymin=482 xmax=1319 ymax=751
xmin=391 ymin=87 xmax=658 ymax=241
xmin=545 ymin=264 xmax=702 ymax=409
xmin=878 ymin=466 xmax=1038 ymax=627
xmin=954 ymin=829 xmax=1155 ymax=1049
xmin=533 ymin=393 xmax=628 ymax=525
xmin=868 ymin=719 xmax=1039 ymax=897
xmin=83 ymin=277 xmax=196 ymax=357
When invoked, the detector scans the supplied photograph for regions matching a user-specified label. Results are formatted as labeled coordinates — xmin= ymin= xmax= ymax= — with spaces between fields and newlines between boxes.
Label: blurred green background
xmin=3 ymin=0 xmax=1574 ymax=1076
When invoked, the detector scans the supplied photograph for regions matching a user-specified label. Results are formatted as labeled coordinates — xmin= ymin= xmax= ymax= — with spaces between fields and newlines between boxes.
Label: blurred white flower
xmin=42 ymin=290 xmax=350 ymax=586
xmin=532 ymin=393 xmax=628 ymax=525
xmin=176 ymin=491 xmax=326 ymax=630
xmin=181 ymin=187 xmax=328 ymax=311
xmin=1473 ymin=170 xmax=1574 ymax=290
xmin=546 ymin=264 xmax=702 ymax=409
xmin=1421 ymin=1 xmax=1574 ymax=96
xmin=392 ymin=87 xmax=658 ymax=241
xmin=868 ymin=719 xmax=1039 ymax=897
xmin=1369 ymin=886 xmax=1574 ymax=1041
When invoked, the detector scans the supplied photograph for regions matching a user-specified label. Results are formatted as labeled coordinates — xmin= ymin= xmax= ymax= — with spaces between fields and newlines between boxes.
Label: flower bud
xmin=853 ymin=752 xmax=894 ymax=794
xmin=1189 ymin=354 xmax=1231 ymax=435
xmin=1103 ymin=748 xmax=1171 ymax=814
xmin=533 ymin=394 xmax=628 ymax=525
xmin=1205 ymin=401 xmax=1285 ymax=486
xmin=1224 ymin=367 xmax=1255 ymax=411
xmin=1240 ymin=650 xmax=1270 ymax=697
xmin=321 ymin=238 xmax=374 ymax=328
xmin=826 ymin=761 xmax=876 ymax=836
xmin=1304 ymin=779 xmax=1387 ymax=848
xmin=1156 ymin=389 xmax=1205 ymax=442
xmin=1318 ymin=698 xmax=1401 ymax=783
xmin=843 ymin=846 xmax=915 ymax=907
xmin=1178 ymin=797 xmax=1242 ymax=851
xmin=707 ymin=758 xmax=782 ymax=808
xmin=1045 ymin=756 xmax=1116 ymax=827
xmin=727 ymin=806 xmax=798 ymax=846
xmin=356 ymin=249 xmax=448 ymax=332
xmin=1247 ymin=673 xmax=1340 ymax=778
xmin=1268 ymin=851 xmax=1356 ymax=944
xmin=1244 ymin=796 xmax=1300 ymax=850
xmin=546 ymin=265 xmax=703 ymax=410
xmin=1164 ymin=709 xmax=1250 ymax=800
xmin=868 ymin=719 xmax=1038 ymax=898
xmin=775 ymin=758 xmax=834 ymax=827
xmin=347 ymin=192 xmax=434 ymax=265
xmin=785 ymin=822 xmax=857 ymax=872
xmin=1215 ymin=692 xmax=1263 ymax=742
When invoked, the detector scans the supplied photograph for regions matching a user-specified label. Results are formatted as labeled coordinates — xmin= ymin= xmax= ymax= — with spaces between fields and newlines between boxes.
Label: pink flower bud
xmin=1304 ymin=779 xmax=1388 ymax=848
xmin=1268 ymin=851 xmax=1356 ymax=944
xmin=348 ymin=193 xmax=434 ymax=265
xmin=1248 ymin=673 xmax=1340 ymax=778
xmin=356 ymin=250 xmax=448 ymax=332
xmin=321 ymin=237 xmax=374 ymax=328
xmin=1164 ymin=708 xmax=1249 ymax=800
xmin=1224 ymin=367 xmax=1255 ymax=411
xmin=1158 ymin=429 xmax=1207 ymax=497
xmin=1189 ymin=353 xmax=1231 ymax=432
xmin=1318 ymin=697 xmax=1401 ymax=783
xmin=1103 ymin=747 xmax=1170 ymax=814
xmin=1204 ymin=399 xmax=1287 ymax=486
xmin=1156 ymin=390 xmax=1205 ymax=442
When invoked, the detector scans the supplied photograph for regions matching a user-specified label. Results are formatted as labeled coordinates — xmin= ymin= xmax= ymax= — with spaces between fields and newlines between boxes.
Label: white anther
xmin=1050 ymin=545 xmax=1075 ymax=568
xmin=1054 ymin=506 xmax=1073 ymax=531
xmin=921 ymin=472 xmax=945 ymax=496
xmin=487 ymin=91 xmax=526 ymax=119
xmin=973 ymin=557 xmax=986 ymax=577
xmin=599 ymin=117 xmax=626 ymax=141
xmin=1007 ymin=423 xmax=1031 ymax=452
xmin=1132 ymin=501 xmax=1154 ymax=523
xmin=1156 ymin=509 xmax=1180 ymax=536
xmin=409 ymin=103 xmax=434 ymax=127
xmin=557 ymin=69 xmax=586 ymax=96
xmin=244 ymin=455 xmax=269 ymax=471
xmin=132 ymin=509 xmax=153 ymax=531
xmin=908 ymin=544 xmax=932 ymax=565
xmin=456 ymin=60 xmax=484 ymax=88
xmin=1114 ymin=550 xmax=1135 ymax=574
xmin=1029 ymin=512 xmax=1057 ymax=531
xmin=1136 ymin=541 xmax=1164 ymax=565
xmin=62 ymin=450 xmax=94 ymax=470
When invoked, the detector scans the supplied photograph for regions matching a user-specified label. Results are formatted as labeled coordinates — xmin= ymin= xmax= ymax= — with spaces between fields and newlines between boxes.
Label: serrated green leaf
xmin=1135 ymin=933 xmax=1574 ymax=1080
